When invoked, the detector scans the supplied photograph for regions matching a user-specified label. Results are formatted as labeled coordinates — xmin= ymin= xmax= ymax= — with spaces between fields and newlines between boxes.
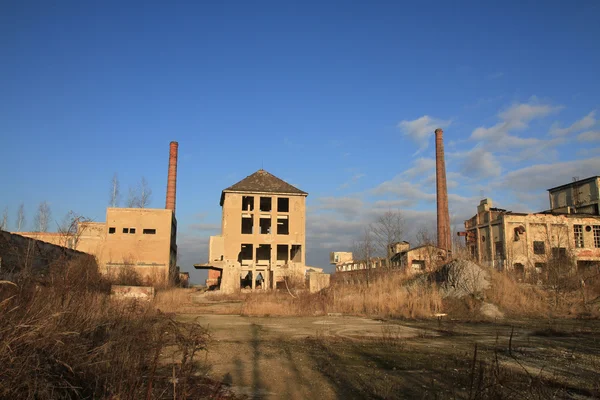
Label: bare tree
xmin=109 ymin=173 xmax=120 ymax=207
xmin=371 ymin=210 xmax=404 ymax=269
xmin=137 ymin=177 xmax=152 ymax=208
xmin=126 ymin=177 xmax=152 ymax=208
xmin=33 ymin=201 xmax=52 ymax=232
xmin=0 ymin=207 xmax=7 ymax=231
xmin=126 ymin=186 xmax=138 ymax=208
xmin=415 ymin=224 xmax=443 ymax=271
xmin=57 ymin=211 xmax=90 ymax=249
xmin=352 ymin=227 xmax=376 ymax=287
xmin=16 ymin=203 xmax=25 ymax=232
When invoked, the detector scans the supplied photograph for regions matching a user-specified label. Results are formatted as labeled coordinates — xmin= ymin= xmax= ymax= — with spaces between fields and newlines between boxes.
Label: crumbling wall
xmin=0 ymin=230 xmax=97 ymax=279
xmin=308 ymin=272 xmax=330 ymax=293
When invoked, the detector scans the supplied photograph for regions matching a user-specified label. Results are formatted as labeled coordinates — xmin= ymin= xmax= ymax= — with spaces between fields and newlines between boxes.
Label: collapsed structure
xmin=464 ymin=176 xmax=600 ymax=274
xmin=14 ymin=142 xmax=180 ymax=286
xmin=195 ymin=169 xmax=326 ymax=293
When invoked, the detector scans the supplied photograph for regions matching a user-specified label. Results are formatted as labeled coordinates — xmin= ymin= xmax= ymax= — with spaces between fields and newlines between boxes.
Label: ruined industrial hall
xmin=194 ymin=169 xmax=327 ymax=293
xmin=464 ymin=176 xmax=600 ymax=275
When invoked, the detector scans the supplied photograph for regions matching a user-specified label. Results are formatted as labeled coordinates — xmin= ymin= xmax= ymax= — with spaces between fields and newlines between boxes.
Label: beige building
xmin=195 ymin=169 xmax=309 ymax=293
xmin=464 ymin=198 xmax=600 ymax=273
xmin=16 ymin=207 xmax=178 ymax=285
xmin=547 ymin=176 xmax=600 ymax=215
xmin=13 ymin=141 xmax=180 ymax=286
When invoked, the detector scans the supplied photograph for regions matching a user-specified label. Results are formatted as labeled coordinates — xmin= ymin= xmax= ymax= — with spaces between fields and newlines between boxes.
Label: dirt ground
xmin=175 ymin=296 xmax=600 ymax=399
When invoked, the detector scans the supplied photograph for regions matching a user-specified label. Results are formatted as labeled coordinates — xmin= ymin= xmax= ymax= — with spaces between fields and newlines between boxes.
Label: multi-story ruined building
xmin=195 ymin=169 xmax=309 ymax=293
xmin=464 ymin=176 xmax=600 ymax=274
xmin=14 ymin=142 xmax=180 ymax=285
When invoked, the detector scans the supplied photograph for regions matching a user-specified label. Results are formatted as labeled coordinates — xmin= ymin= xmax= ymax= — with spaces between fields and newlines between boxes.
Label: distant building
xmin=16 ymin=207 xmax=177 ymax=285
xmin=464 ymin=198 xmax=600 ymax=273
xmin=547 ymin=176 xmax=600 ymax=215
xmin=195 ymin=169 xmax=317 ymax=293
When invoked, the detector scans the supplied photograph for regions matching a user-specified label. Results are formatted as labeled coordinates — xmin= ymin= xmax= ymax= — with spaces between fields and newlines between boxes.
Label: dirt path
xmin=177 ymin=314 xmax=434 ymax=399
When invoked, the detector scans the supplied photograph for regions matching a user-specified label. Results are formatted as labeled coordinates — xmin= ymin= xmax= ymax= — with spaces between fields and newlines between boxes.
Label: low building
xmin=15 ymin=207 xmax=178 ymax=285
xmin=464 ymin=198 xmax=600 ymax=273
xmin=194 ymin=169 xmax=316 ymax=293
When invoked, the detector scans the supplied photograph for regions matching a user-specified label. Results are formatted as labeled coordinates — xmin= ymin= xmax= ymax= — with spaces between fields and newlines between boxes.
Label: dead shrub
xmin=0 ymin=261 xmax=217 ymax=399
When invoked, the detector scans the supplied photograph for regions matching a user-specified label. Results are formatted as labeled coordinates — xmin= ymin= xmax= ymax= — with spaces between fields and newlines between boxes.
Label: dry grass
xmin=0 ymin=259 xmax=226 ymax=399
xmin=153 ymin=288 xmax=197 ymax=313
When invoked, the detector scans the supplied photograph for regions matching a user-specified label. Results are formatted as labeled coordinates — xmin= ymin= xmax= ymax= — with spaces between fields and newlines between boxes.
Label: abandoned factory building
xmin=464 ymin=176 xmax=600 ymax=273
xmin=13 ymin=142 xmax=180 ymax=286
xmin=195 ymin=169 xmax=312 ymax=293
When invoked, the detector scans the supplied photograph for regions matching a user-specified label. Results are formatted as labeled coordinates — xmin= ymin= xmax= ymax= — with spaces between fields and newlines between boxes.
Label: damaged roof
xmin=220 ymin=169 xmax=307 ymax=205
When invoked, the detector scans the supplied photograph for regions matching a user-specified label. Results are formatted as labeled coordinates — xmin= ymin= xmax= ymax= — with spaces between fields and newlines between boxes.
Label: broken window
xmin=259 ymin=216 xmax=271 ymax=234
xmin=574 ymin=224 xmax=584 ymax=248
xmin=291 ymin=245 xmax=302 ymax=262
xmin=256 ymin=244 xmax=271 ymax=265
xmin=494 ymin=241 xmax=504 ymax=259
xmin=241 ymin=214 xmax=253 ymax=234
xmin=242 ymin=196 xmax=254 ymax=211
xmin=260 ymin=197 xmax=272 ymax=212
xmin=534 ymin=262 xmax=546 ymax=274
xmin=551 ymin=247 xmax=567 ymax=260
xmin=108 ymin=227 xmax=116 ymax=234
xmin=277 ymin=216 xmax=289 ymax=235
xmin=594 ymin=226 xmax=600 ymax=248
xmin=239 ymin=244 xmax=253 ymax=265
xmin=277 ymin=244 xmax=289 ymax=264
xmin=533 ymin=241 xmax=545 ymax=255
xmin=277 ymin=197 xmax=289 ymax=212
xmin=143 ymin=229 xmax=156 ymax=235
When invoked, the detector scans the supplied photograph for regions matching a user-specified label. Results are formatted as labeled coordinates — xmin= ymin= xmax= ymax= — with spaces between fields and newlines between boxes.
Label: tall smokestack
xmin=435 ymin=128 xmax=451 ymax=252
xmin=166 ymin=141 xmax=178 ymax=212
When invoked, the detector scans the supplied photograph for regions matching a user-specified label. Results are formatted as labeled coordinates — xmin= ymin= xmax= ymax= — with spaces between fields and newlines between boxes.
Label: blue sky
xmin=1 ymin=1 xmax=599 ymax=283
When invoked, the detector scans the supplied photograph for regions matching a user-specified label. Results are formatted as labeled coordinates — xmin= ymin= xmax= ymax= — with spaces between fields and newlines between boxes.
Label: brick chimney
xmin=165 ymin=141 xmax=178 ymax=212
xmin=435 ymin=129 xmax=451 ymax=252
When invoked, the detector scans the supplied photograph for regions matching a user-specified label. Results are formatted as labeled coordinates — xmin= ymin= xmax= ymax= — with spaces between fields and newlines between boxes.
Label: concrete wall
xmin=308 ymin=272 xmax=330 ymax=293
xmin=0 ymin=230 xmax=97 ymax=279
xmin=465 ymin=200 xmax=600 ymax=271
xmin=14 ymin=207 xmax=177 ymax=286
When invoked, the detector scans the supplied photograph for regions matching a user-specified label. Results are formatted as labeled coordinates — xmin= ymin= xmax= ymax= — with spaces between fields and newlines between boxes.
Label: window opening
xmin=291 ymin=245 xmax=302 ymax=262
xmin=533 ymin=241 xmax=545 ymax=255
xmin=594 ymin=225 xmax=600 ymax=248
xmin=259 ymin=216 xmax=271 ymax=234
xmin=277 ymin=244 xmax=289 ymax=265
xmin=129 ymin=228 xmax=136 ymax=234
xmin=123 ymin=228 xmax=129 ymax=234
xmin=242 ymin=196 xmax=254 ymax=211
xmin=143 ymin=229 xmax=156 ymax=234
xmin=256 ymin=244 xmax=271 ymax=265
xmin=239 ymin=244 xmax=253 ymax=265
xmin=574 ymin=224 xmax=584 ymax=248
xmin=241 ymin=214 xmax=253 ymax=234
xmin=277 ymin=216 xmax=289 ymax=235
xmin=260 ymin=197 xmax=272 ymax=212
xmin=108 ymin=227 xmax=116 ymax=234
xmin=277 ymin=197 xmax=289 ymax=212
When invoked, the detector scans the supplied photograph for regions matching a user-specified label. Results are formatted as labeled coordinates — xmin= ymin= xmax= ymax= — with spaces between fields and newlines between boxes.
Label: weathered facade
xmin=464 ymin=198 xmax=600 ymax=272
xmin=11 ymin=142 xmax=180 ymax=286
xmin=547 ymin=176 xmax=600 ymax=215
xmin=15 ymin=207 xmax=178 ymax=285
xmin=332 ymin=241 xmax=447 ymax=279
xmin=195 ymin=169 xmax=312 ymax=293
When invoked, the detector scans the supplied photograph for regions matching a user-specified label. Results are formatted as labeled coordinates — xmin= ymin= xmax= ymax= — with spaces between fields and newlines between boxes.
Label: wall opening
xmin=259 ymin=216 xmax=271 ymax=234
xmin=291 ymin=245 xmax=302 ymax=262
xmin=277 ymin=216 xmax=289 ymax=235
xmin=108 ymin=227 xmax=116 ymax=234
xmin=533 ymin=241 xmax=545 ymax=255
xmin=260 ymin=197 xmax=272 ymax=212
xmin=574 ymin=224 xmax=584 ymax=248
xmin=241 ymin=214 xmax=253 ymax=234
xmin=239 ymin=244 xmax=253 ymax=265
xmin=143 ymin=229 xmax=156 ymax=235
xmin=594 ymin=225 xmax=600 ymax=248
xmin=277 ymin=197 xmax=289 ymax=212
xmin=277 ymin=244 xmax=289 ymax=265
xmin=242 ymin=196 xmax=254 ymax=211
xmin=256 ymin=244 xmax=271 ymax=265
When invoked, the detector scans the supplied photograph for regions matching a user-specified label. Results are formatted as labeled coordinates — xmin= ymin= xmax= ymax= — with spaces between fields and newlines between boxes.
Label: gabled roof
xmin=220 ymin=169 xmax=307 ymax=205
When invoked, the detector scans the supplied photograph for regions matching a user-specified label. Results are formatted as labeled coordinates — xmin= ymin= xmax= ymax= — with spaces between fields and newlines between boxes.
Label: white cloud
xmin=398 ymin=116 xmax=451 ymax=154
xmin=471 ymin=99 xmax=563 ymax=150
xmin=550 ymin=111 xmax=596 ymax=137
xmin=316 ymin=196 xmax=364 ymax=218
xmin=459 ymin=147 xmax=502 ymax=179
xmin=577 ymin=130 xmax=600 ymax=142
